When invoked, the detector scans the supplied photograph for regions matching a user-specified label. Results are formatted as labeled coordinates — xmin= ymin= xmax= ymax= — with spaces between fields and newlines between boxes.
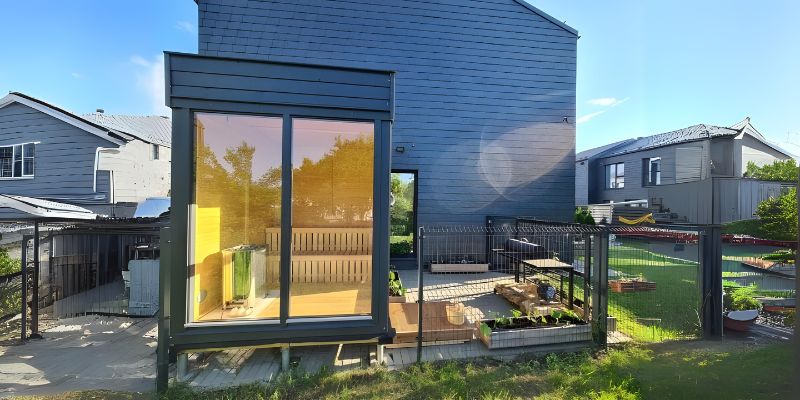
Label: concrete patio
xmin=0 ymin=271 xmax=598 ymax=394
xmin=0 ymin=316 xmax=157 ymax=397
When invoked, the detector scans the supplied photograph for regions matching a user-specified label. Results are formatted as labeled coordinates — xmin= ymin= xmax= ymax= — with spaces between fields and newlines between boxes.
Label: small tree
xmin=755 ymin=187 xmax=798 ymax=241
xmin=744 ymin=159 xmax=797 ymax=182
xmin=574 ymin=207 xmax=596 ymax=225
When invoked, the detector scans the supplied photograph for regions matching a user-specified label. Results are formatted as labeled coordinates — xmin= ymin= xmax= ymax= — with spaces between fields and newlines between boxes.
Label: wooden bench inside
xmin=265 ymin=228 xmax=372 ymax=283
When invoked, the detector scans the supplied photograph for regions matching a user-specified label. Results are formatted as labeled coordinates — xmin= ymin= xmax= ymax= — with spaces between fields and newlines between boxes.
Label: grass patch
xmin=608 ymin=245 xmax=700 ymax=342
xmin=20 ymin=342 xmax=793 ymax=400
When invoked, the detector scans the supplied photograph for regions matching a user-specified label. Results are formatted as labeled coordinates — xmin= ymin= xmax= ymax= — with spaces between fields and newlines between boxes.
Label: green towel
xmin=233 ymin=250 xmax=252 ymax=300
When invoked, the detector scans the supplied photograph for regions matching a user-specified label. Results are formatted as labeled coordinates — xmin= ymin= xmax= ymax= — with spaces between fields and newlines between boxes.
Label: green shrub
xmin=390 ymin=240 xmax=412 ymax=256
xmin=389 ymin=270 xmax=406 ymax=297
xmin=755 ymin=187 xmax=797 ymax=241
xmin=575 ymin=207 xmax=596 ymax=225
xmin=724 ymin=285 xmax=761 ymax=311
xmin=0 ymin=248 xmax=20 ymax=276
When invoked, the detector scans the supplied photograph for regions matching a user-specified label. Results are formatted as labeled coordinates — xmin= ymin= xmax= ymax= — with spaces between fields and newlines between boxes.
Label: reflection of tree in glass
xmin=293 ymin=135 xmax=374 ymax=227
xmin=196 ymin=139 xmax=281 ymax=248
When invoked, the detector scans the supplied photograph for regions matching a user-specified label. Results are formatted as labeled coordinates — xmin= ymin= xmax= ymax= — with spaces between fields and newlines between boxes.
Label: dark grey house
xmin=161 ymin=0 xmax=577 ymax=354
xmin=0 ymin=92 xmax=171 ymax=219
xmin=197 ymin=0 xmax=578 ymax=225
xmin=576 ymin=118 xmax=794 ymax=223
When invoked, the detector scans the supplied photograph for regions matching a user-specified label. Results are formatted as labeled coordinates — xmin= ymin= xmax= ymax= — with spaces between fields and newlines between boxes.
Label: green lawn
xmin=20 ymin=342 xmax=794 ymax=400
xmin=607 ymin=245 xmax=700 ymax=342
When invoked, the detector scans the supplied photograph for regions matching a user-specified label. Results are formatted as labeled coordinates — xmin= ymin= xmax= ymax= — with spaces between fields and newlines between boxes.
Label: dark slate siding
xmin=0 ymin=103 xmax=115 ymax=200
xmin=197 ymin=0 xmax=577 ymax=225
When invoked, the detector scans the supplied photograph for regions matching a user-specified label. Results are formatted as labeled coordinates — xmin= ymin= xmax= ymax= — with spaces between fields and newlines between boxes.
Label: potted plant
xmin=389 ymin=270 xmax=407 ymax=303
xmin=723 ymin=284 xmax=761 ymax=332
xmin=477 ymin=308 xmax=591 ymax=349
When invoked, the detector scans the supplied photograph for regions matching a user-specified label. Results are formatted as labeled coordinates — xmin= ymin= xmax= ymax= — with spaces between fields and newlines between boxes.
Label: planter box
xmin=389 ymin=295 xmax=407 ymax=303
xmin=476 ymin=320 xmax=592 ymax=349
xmin=431 ymin=263 xmax=489 ymax=273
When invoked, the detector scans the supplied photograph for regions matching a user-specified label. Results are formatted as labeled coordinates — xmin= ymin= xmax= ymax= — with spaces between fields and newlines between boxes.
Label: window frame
xmin=604 ymin=162 xmax=625 ymax=189
xmin=152 ymin=143 xmax=160 ymax=160
xmin=183 ymin=109 xmax=389 ymax=333
xmin=0 ymin=141 xmax=36 ymax=179
xmin=643 ymin=157 xmax=661 ymax=186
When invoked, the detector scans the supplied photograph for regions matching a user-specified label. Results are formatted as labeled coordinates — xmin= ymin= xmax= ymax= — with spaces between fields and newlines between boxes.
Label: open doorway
xmin=390 ymin=171 xmax=417 ymax=267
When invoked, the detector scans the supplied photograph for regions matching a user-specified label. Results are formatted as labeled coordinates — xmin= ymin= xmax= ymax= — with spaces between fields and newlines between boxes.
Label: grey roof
xmin=578 ymin=118 xmax=793 ymax=161
xmin=82 ymin=113 xmax=171 ymax=147
xmin=576 ymin=139 xmax=635 ymax=161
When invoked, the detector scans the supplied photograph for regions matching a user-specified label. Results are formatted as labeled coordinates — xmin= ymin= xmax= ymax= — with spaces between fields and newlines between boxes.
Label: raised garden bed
xmin=477 ymin=311 xmax=591 ymax=349
xmin=610 ymin=279 xmax=657 ymax=293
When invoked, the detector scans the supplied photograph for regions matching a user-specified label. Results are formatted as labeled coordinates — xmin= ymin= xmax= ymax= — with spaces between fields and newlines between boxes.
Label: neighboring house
xmin=0 ymin=92 xmax=171 ymax=219
xmin=576 ymin=118 xmax=794 ymax=223
xmin=162 ymin=1 xmax=577 ymax=353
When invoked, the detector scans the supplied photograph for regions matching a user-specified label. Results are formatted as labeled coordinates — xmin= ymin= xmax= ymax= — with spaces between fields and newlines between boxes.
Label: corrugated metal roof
xmin=578 ymin=119 xmax=786 ymax=161
xmin=576 ymin=139 xmax=635 ymax=161
xmin=599 ymin=124 xmax=739 ymax=158
xmin=82 ymin=113 xmax=171 ymax=147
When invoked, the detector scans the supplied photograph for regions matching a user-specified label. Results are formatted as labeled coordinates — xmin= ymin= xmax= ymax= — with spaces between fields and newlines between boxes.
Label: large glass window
xmin=605 ymin=162 xmax=625 ymax=189
xmin=190 ymin=113 xmax=283 ymax=323
xmin=290 ymin=118 xmax=374 ymax=318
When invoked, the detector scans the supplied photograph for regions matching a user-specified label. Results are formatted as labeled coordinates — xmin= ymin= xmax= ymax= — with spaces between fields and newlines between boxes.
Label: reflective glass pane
xmin=390 ymin=172 xmax=415 ymax=257
xmin=290 ymin=118 xmax=374 ymax=318
xmin=191 ymin=113 xmax=282 ymax=323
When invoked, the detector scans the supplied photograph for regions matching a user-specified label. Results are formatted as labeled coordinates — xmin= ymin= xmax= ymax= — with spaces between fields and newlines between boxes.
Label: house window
xmin=644 ymin=157 xmax=661 ymax=186
xmin=152 ymin=144 xmax=159 ymax=160
xmin=0 ymin=143 xmax=34 ymax=178
xmin=605 ymin=162 xmax=624 ymax=189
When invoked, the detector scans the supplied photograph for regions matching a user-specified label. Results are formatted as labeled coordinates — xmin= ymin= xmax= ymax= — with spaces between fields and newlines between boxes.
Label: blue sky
xmin=0 ymin=1 xmax=797 ymax=154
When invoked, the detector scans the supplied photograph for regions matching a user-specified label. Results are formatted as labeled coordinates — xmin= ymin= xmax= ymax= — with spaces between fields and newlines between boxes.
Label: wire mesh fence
xmin=387 ymin=221 xmax=606 ymax=366
xmin=0 ymin=268 xmax=24 ymax=344
xmin=605 ymin=226 xmax=703 ymax=342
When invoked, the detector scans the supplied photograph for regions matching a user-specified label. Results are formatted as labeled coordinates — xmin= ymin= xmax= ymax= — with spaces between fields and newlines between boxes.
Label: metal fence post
xmin=699 ymin=226 xmax=723 ymax=339
xmin=416 ymin=226 xmax=425 ymax=364
xmin=30 ymin=222 xmax=40 ymax=339
xmin=156 ymin=227 xmax=171 ymax=392
xmin=591 ymin=229 xmax=608 ymax=346
xmin=583 ymin=233 xmax=591 ymax=322
xmin=20 ymin=236 xmax=30 ymax=342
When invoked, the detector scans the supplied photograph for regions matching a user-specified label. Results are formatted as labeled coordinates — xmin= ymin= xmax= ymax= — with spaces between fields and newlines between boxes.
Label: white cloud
xmin=176 ymin=20 xmax=196 ymax=34
xmin=588 ymin=97 xmax=618 ymax=106
xmin=131 ymin=54 xmax=169 ymax=115
xmin=577 ymin=111 xmax=606 ymax=124
xmin=578 ymin=97 xmax=630 ymax=124
xmin=70 ymin=72 xmax=85 ymax=79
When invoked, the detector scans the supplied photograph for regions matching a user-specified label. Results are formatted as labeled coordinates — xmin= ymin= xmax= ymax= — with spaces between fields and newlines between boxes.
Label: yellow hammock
xmin=618 ymin=213 xmax=655 ymax=225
